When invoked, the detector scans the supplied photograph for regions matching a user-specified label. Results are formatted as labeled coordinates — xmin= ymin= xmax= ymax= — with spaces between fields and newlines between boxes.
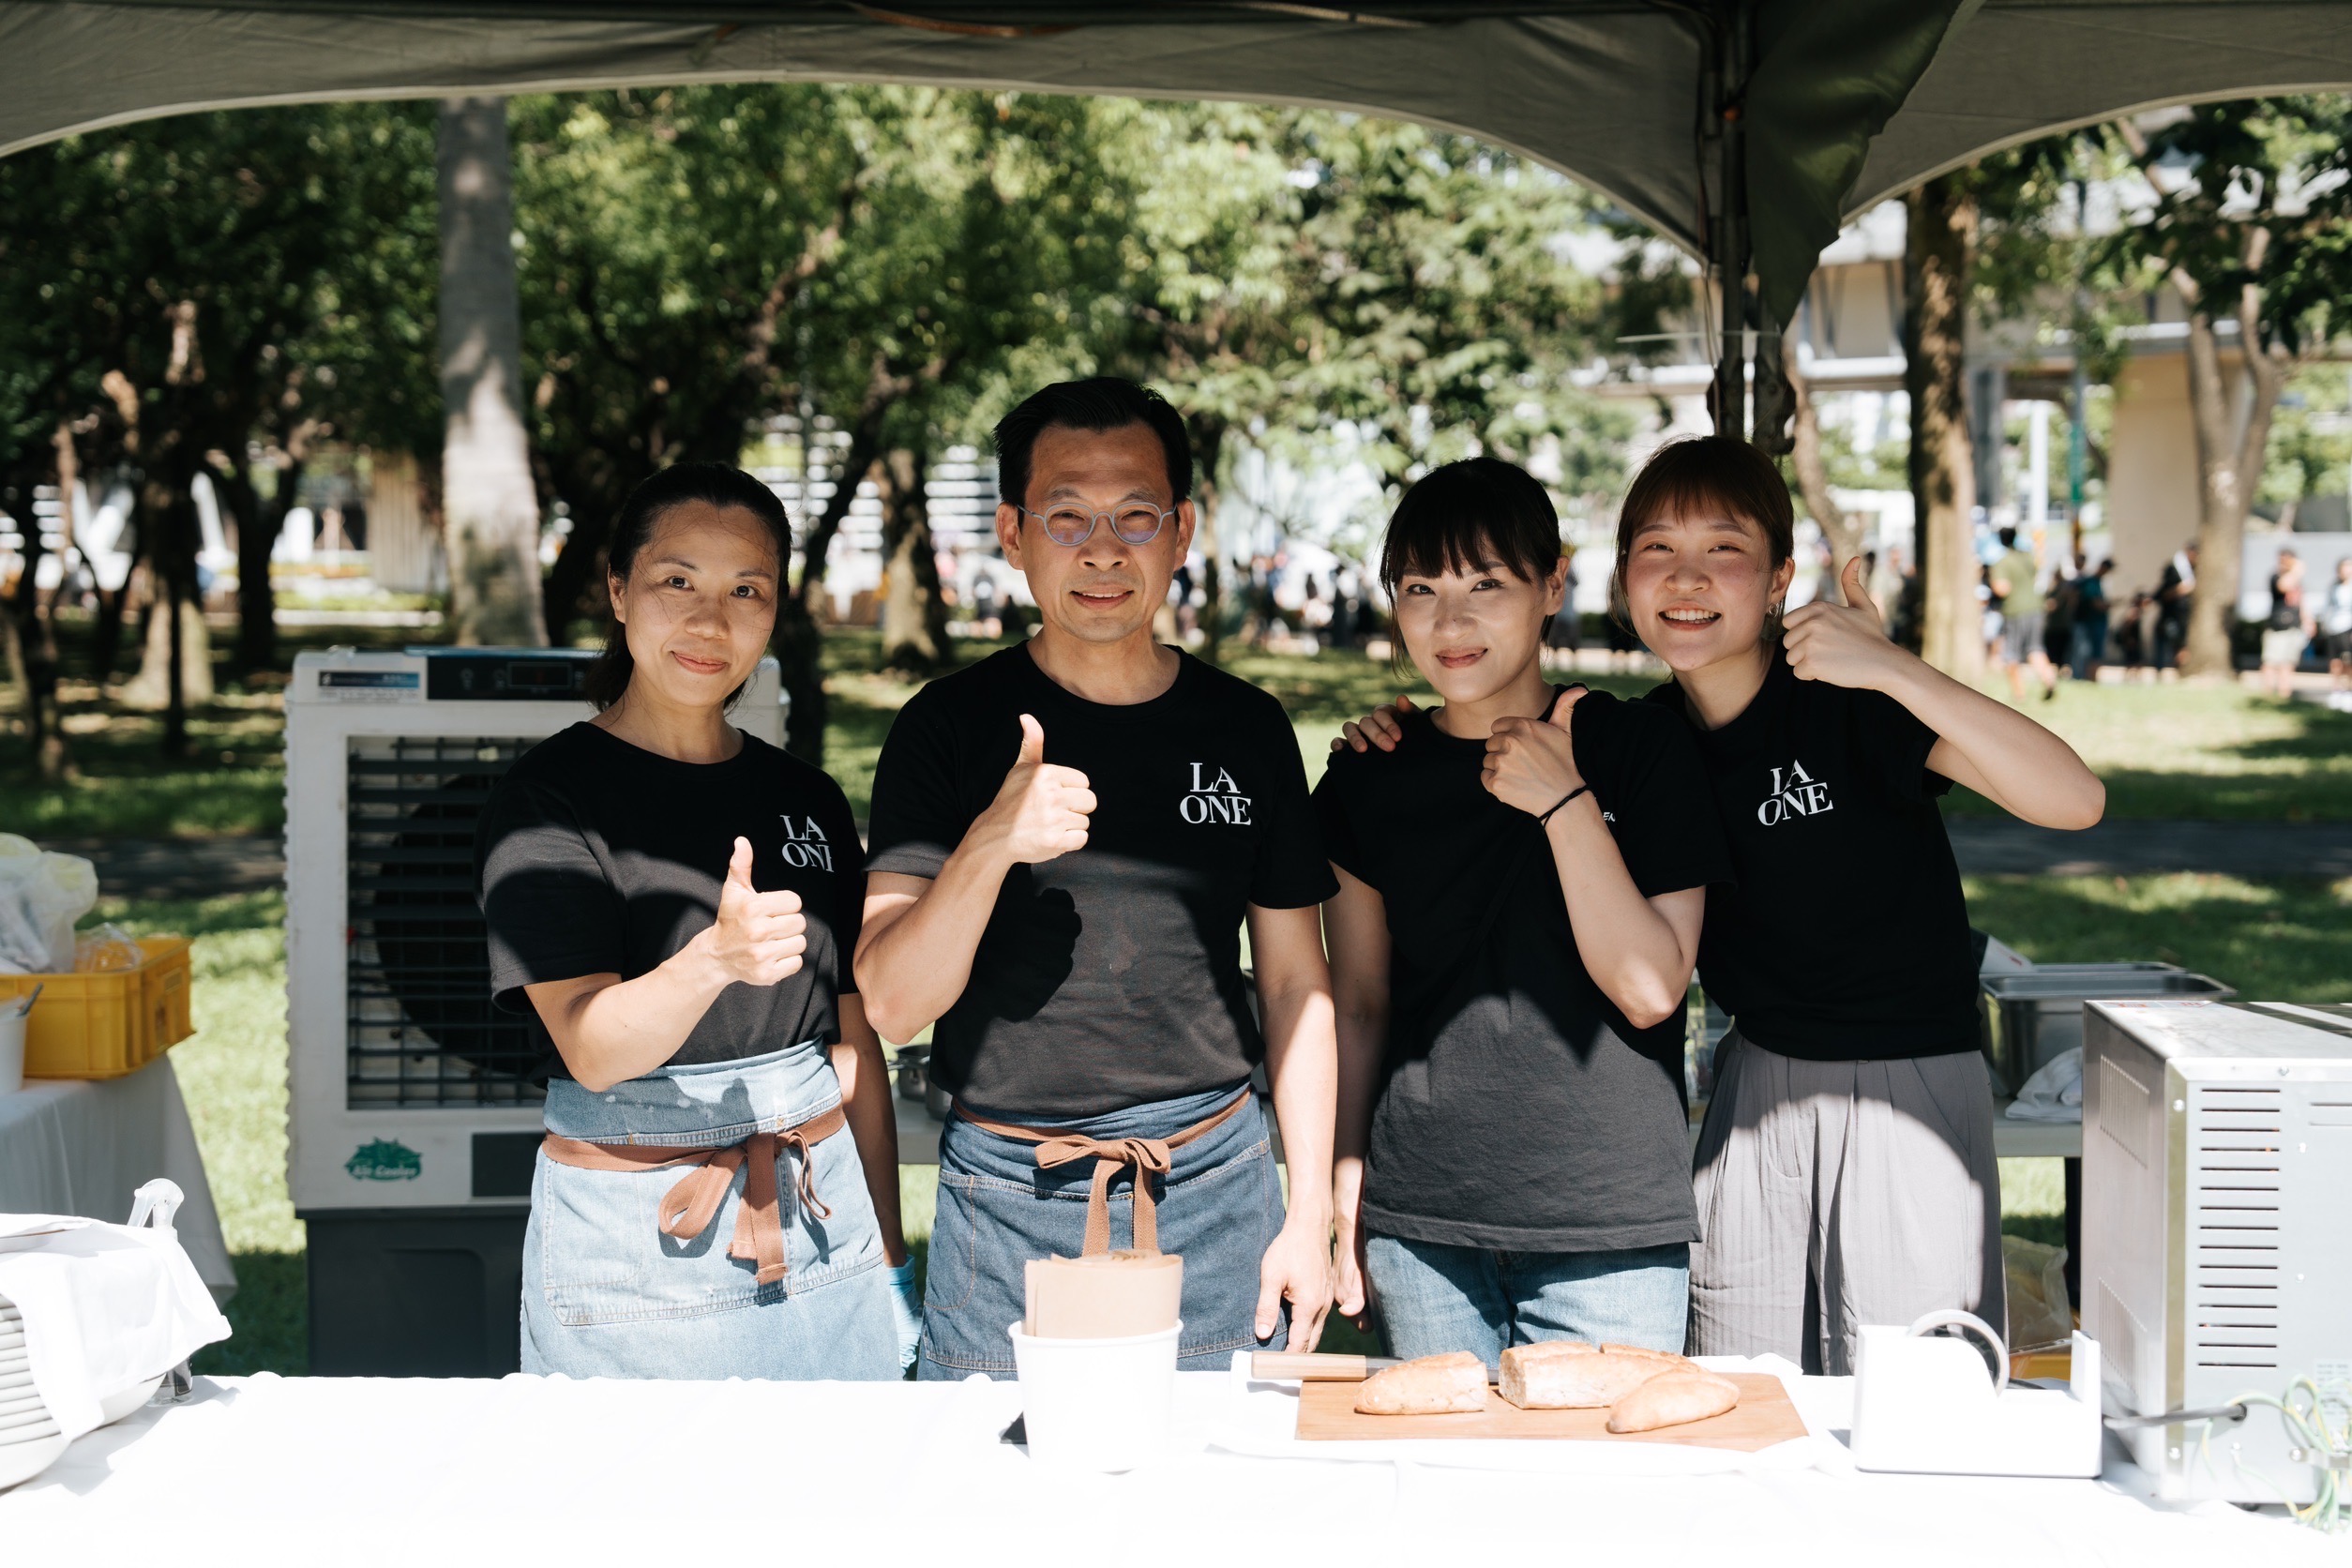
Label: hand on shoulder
xmin=1331 ymin=694 xmax=1414 ymax=755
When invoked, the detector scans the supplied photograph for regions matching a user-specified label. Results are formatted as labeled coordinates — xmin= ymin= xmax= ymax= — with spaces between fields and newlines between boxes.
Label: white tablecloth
xmin=0 ymin=1057 xmax=234 ymax=1301
xmin=0 ymin=1364 xmax=2329 ymax=1563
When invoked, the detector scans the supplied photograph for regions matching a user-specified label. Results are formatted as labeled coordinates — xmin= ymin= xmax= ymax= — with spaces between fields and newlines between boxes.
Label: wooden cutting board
xmin=1295 ymin=1372 xmax=1806 ymax=1450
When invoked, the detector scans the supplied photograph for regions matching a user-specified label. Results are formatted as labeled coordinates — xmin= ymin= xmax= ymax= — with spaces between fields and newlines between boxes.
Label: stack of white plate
xmin=0 ymin=1296 xmax=68 ymax=1490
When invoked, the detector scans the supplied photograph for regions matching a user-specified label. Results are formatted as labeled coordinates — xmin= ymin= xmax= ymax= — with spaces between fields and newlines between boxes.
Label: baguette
xmin=1605 ymin=1370 xmax=1741 ymax=1433
xmin=1353 ymin=1351 xmax=1487 ymax=1415
xmin=1498 ymin=1340 xmax=1694 ymax=1410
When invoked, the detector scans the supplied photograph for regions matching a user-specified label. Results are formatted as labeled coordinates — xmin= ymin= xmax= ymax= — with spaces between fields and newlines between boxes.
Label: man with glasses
xmin=856 ymin=377 xmax=1338 ymax=1377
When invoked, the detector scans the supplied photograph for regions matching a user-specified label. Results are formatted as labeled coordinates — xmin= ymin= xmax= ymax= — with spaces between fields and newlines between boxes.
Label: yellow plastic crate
xmin=0 ymin=937 xmax=195 ymax=1079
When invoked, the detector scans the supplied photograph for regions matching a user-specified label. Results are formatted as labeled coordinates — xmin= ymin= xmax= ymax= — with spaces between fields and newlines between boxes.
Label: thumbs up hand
xmin=979 ymin=714 xmax=1095 ymax=866
xmin=1482 ymin=686 xmax=1588 ymax=818
xmin=701 ymin=836 xmax=807 ymax=987
xmin=1781 ymin=556 xmax=1905 ymax=690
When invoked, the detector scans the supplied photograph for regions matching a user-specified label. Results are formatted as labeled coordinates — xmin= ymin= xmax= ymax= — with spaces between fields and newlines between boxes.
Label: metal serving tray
xmin=1981 ymin=967 xmax=2234 ymax=1094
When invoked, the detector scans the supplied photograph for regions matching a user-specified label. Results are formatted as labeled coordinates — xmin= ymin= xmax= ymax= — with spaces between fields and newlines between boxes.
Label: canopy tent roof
xmin=4 ymin=0 xmax=2350 ymax=403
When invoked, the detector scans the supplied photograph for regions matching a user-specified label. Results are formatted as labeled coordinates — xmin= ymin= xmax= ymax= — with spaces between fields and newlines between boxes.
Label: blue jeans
xmin=1364 ymin=1233 xmax=1690 ymax=1373
xmin=2068 ymin=618 xmax=2106 ymax=681
xmin=919 ymin=1083 xmax=1288 ymax=1379
xmin=522 ymin=1040 xmax=897 ymax=1380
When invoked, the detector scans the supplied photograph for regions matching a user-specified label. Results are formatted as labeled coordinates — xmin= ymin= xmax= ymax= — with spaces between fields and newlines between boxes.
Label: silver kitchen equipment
xmin=1981 ymin=966 xmax=2233 ymax=1096
xmin=892 ymin=1045 xmax=930 ymax=1104
xmin=2083 ymin=998 xmax=2352 ymax=1503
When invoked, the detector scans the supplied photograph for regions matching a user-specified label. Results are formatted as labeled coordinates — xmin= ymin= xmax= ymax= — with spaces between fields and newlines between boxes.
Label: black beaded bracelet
xmin=1537 ymin=783 xmax=1591 ymax=823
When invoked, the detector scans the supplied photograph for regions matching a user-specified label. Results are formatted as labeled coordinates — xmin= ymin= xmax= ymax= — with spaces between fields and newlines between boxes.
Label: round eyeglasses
xmin=1015 ymin=502 xmax=1178 ymax=549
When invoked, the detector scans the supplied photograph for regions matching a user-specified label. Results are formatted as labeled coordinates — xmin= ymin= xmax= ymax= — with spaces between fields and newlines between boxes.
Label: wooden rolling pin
xmin=1251 ymin=1351 xmax=1500 ymax=1384
xmin=1250 ymin=1351 xmax=1400 ymax=1380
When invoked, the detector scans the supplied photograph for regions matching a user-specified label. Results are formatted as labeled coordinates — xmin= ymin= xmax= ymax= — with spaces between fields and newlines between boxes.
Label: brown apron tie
xmin=540 ymin=1103 xmax=847 ymax=1287
xmin=954 ymin=1090 xmax=1253 ymax=1257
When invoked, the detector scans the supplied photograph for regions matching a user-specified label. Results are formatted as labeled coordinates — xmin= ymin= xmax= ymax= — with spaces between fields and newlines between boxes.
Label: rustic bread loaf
xmin=1353 ymin=1351 xmax=1487 ymax=1415
xmin=1605 ymin=1370 xmax=1741 ymax=1433
xmin=1498 ymin=1341 xmax=1693 ymax=1409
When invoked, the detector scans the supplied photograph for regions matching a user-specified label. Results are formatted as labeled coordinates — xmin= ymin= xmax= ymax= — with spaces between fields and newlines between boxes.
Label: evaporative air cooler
xmin=285 ymin=647 xmax=784 ymax=1374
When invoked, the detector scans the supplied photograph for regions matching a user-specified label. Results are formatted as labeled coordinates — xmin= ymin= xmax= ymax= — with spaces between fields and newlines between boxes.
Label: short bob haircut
xmin=1378 ymin=457 xmax=1562 ymax=601
xmin=1608 ymin=435 xmax=1795 ymax=630
xmin=581 ymin=461 xmax=792 ymax=711
xmin=993 ymin=377 xmax=1193 ymax=513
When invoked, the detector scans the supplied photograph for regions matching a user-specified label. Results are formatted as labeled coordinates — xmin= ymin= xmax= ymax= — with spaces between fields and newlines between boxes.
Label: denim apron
xmin=916 ymin=1082 xmax=1289 ymax=1379
xmin=522 ymin=1039 xmax=897 ymax=1380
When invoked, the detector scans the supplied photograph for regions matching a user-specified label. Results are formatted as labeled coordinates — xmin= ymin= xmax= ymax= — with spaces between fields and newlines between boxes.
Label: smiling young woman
xmin=1615 ymin=436 xmax=2101 ymax=1374
xmin=1315 ymin=458 xmax=1727 ymax=1372
xmin=1332 ymin=438 xmax=2103 ymax=1375
xmin=472 ymin=462 xmax=917 ymax=1380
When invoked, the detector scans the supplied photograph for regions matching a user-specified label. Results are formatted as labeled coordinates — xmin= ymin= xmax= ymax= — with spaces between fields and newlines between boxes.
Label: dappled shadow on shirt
xmin=970 ymin=877 xmax=1081 ymax=1022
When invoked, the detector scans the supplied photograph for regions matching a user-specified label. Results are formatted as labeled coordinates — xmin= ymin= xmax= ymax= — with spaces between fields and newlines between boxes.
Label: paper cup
xmin=1007 ymin=1319 xmax=1182 ymax=1470
xmin=0 ymin=1011 xmax=22 ymax=1096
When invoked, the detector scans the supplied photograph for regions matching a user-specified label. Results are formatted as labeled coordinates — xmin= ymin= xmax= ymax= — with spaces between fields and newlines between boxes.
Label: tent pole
xmin=1709 ymin=2 xmax=1754 ymax=440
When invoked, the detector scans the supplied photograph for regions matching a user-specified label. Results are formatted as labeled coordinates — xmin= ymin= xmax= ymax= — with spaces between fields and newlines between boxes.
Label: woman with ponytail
xmin=474 ymin=462 xmax=916 ymax=1379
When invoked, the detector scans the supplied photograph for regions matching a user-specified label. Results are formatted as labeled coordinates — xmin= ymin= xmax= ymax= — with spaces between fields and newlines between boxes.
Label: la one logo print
xmin=778 ymin=814 xmax=833 ymax=870
xmin=1181 ymin=762 xmax=1253 ymax=825
xmin=1756 ymin=761 xmax=1834 ymax=826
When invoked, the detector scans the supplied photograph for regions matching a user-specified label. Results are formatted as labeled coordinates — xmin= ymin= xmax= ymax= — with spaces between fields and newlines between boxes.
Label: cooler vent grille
xmin=346 ymin=735 xmax=547 ymax=1108
xmin=2190 ymin=1085 xmax=2281 ymax=1369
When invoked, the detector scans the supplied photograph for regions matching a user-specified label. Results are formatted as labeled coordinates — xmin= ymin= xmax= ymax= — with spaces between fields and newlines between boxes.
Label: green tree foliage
xmin=1093 ymin=106 xmax=1640 ymax=650
xmin=1280 ymin=120 xmax=1629 ymax=485
xmin=0 ymin=103 xmax=438 ymax=747
xmin=513 ymin=85 xmax=1144 ymax=757
xmin=2262 ymin=369 xmax=2352 ymax=516
xmin=510 ymin=86 xmax=869 ymax=641
xmin=2101 ymin=98 xmax=2352 ymax=674
xmin=3 ymin=87 xmax=1660 ymax=766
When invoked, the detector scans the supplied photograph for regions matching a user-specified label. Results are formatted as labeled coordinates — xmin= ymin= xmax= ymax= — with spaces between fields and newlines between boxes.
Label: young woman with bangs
xmin=1315 ymin=459 xmax=1731 ymax=1369
xmin=1339 ymin=438 xmax=2103 ymax=1375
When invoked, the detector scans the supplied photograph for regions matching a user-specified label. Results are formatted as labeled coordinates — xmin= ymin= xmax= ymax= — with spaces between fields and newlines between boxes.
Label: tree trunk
xmin=1189 ymin=415 xmax=1227 ymax=665
xmin=2178 ymin=283 xmax=2285 ymax=679
xmin=121 ymin=482 xmax=212 ymax=724
xmin=776 ymin=420 xmax=887 ymax=763
xmin=1785 ymin=333 xmax=1864 ymax=572
xmin=876 ymin=445 xmax=951 ymax=673
xmin=224 ymin=455 xmax=295 ymax=676
xmin=91 ymin=584 xmax=127 ymax=686
xmin=437 ymin=97 xmax=546 ymax=649
xmin=13 ymin=430 xmax=76 ymax=778
xmin=0 ymin=542 xmax=57 ymax=777
xmin=1905 ymin=175 xmax=1983 ymax=682
xmin=540 ymin=490 xmax=613 ymax=644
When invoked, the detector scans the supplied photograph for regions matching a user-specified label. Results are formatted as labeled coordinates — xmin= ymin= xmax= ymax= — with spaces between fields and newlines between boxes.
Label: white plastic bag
xmin=2004 ymin=1047 xmax=2084 ymax=1123
xmin=0 ymin=835 xmax=98 ymax=973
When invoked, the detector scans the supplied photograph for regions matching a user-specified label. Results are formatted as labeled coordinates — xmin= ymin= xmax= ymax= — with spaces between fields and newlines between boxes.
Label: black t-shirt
xmin=1314 ymin=689 xmax=1730 ymax=1252
xmin=2269 ymin=575 xmax=2302 ymax=631
xmin=1646 ymin=656 xmax=1978 ymax=1060
xmin=865 ymin=644 xmax=1335 ymax=1120
xmin=474 ymin=722 xmax=865 ymax=1081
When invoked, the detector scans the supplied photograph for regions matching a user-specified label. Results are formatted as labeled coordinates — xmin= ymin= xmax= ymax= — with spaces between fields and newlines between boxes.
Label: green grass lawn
xmin=1965 ymin=871 xmax=2352 ymax=1001
xmin=1941 ymin=679 xmax=2352 ymax=820
xmin=10 ymin=621 xmax=2352 ymax=832
xmin=18 ymin=629 xmax=2346 ymax=1374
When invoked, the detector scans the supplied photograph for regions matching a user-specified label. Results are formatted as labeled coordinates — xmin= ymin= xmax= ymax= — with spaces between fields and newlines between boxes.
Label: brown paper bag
xmin=1022 ymin=1250 xmax=1184 ymax=1339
